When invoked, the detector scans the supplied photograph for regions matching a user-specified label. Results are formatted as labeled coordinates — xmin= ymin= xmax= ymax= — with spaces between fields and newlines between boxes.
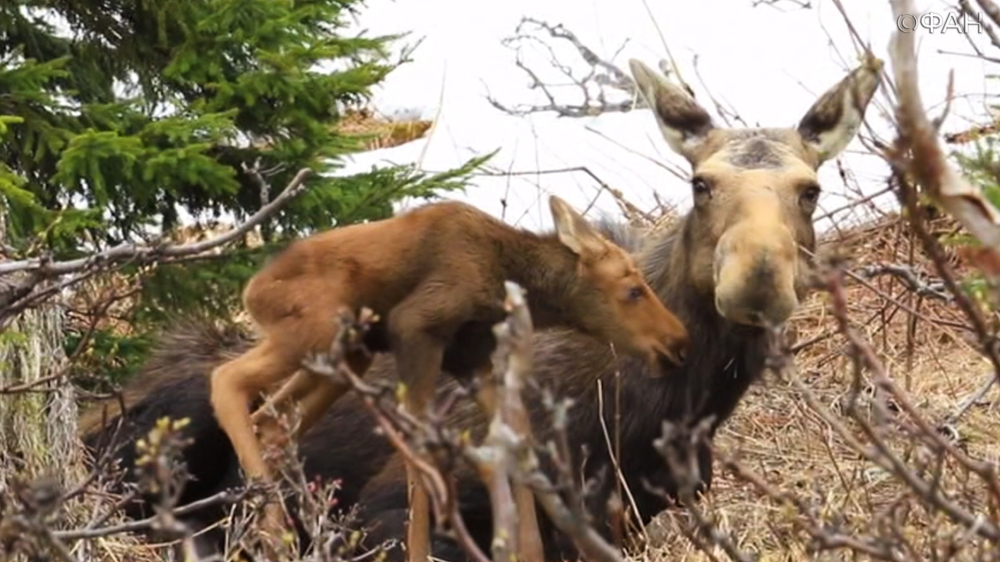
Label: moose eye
xmin=800 ymin=184 xmax=821 ymax=206
xmin=626 ymin=286 xmax=644 ymax=302
xmin=691 ymin=177 xmax=711 ymax=198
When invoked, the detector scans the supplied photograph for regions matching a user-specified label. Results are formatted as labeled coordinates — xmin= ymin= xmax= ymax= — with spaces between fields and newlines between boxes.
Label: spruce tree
xmin=0 ymin=0 xmax=490 ymax=385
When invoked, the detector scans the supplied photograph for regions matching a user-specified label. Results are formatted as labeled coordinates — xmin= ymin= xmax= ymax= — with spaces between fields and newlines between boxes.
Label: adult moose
xmin=79 ymin=56 xmax=882 ymax=561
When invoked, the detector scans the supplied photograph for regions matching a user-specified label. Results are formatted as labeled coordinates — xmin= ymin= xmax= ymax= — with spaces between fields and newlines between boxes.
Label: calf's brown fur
xmin=79 ymin=57 xmax=882 ymax=562
xmin=208 ymin=193 xmax=690 ymax=561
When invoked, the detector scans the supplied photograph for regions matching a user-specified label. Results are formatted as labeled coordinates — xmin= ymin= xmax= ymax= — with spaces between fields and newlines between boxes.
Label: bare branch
xmin=301 ymin=312 xmax=493 ymax=562
xmin=296 ymin=286 xmax=631 ymax=562
xmin=887 ymin=0 xmax=1000 ymax=281
xmin=653 ymin=416 xmax=757 ymax=562
xmin=486 ymin=17 xmax=650 ymax=118
xmin=751 ymin=0 xmax=812 ymax=10
xmin=946 ymin=373 xmax=999 ymax=424
xmin=0 ymin=168 xmax=311 ymax=278
xmin=855 ymin=262 xmax=953 ymax=302
xmin=821 ymin=259 xmax=1000 ymax=542
xmin=476 ymin=166 xmax=657 ymax=226
xmin=491 ymin=282 xmax=627 ymax=562
xmin=53 ymin=489 xmax=246 ymax=541
xmin=0 ymin=167 xmax=312 ymax=327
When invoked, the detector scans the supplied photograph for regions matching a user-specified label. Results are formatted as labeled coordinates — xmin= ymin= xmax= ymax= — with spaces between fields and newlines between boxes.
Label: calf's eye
xmin=627 ymin=286 xmax=644 ymax=301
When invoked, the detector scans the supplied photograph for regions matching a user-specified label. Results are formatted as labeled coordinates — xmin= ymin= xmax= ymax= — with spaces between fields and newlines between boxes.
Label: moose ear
xmin=796 ymin=57 xmax=883 ymax=166
xmin=549 ymin=195 xmax=604 ymax=257
xmin=629 ymin=58 xmax=716 ymax=163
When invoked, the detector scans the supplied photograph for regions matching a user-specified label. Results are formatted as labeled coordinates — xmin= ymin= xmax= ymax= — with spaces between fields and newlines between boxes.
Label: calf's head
xmin=549 ymin=195 xmax=690 ymax=367
xmin=629 ymin=57 xmax=882 ymax=328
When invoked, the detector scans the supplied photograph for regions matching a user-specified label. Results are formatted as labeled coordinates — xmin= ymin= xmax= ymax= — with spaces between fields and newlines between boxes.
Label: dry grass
xmin=336 ymin=106 xmax=434 ymax=151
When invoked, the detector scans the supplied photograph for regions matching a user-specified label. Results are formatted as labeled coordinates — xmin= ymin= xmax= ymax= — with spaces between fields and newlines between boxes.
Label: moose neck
xmin=634 ymin=218 xmax=704 ymax=319
xmin=495 ymin=229 xmax=591 ymax=331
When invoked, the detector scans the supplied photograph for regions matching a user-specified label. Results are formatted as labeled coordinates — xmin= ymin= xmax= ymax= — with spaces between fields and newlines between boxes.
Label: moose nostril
xmin=660 ymin=338 xmax=688 ymax=366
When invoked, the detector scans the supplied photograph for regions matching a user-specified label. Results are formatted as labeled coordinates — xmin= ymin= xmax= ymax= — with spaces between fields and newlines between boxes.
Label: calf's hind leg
xmin=210 ymin=338 xmax=303 ymax=484
xmin=209 ymin=306 xmax=345 ymax=543
xmin=252 ymin=350 xmax=373 ymax=445
xmin=209 ymin=336 xmax=305 ymax=552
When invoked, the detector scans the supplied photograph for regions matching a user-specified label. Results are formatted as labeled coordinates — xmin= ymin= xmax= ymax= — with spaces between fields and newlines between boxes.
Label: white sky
xmin=331 ymin=0 xmax=1000 ymax=234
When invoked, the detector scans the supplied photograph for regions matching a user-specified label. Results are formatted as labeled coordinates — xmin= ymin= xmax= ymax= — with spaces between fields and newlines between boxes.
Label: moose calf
xmin=208 ymin=194 xmax=690 ymax=562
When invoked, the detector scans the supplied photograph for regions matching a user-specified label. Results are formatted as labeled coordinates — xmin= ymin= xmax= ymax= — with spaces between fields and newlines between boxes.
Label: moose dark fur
xmin=78 ymin=57 xmax=882 ymax=561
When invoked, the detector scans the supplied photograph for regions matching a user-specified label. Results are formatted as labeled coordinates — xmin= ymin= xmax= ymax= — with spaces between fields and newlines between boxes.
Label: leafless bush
xmin=0 ymin=385 xmax=396 ymax=562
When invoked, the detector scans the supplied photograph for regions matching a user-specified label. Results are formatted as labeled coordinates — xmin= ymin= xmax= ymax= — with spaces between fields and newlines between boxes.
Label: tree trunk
xmin=0 ymin=287 xmax=81 ymax=481
xmin=0 ymin=207 xmax=87 ymax=553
